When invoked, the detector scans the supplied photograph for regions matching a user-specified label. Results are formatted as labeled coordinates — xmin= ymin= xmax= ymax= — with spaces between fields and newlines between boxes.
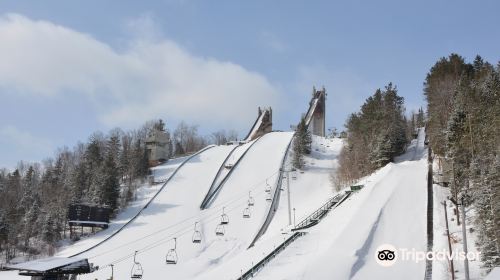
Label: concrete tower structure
xmin=146 ymin=129 xmax=170 ymax=166
xmin=245 ymin=107 xmax=273 ymax=141
xmin=307 ymin=87 xmax=326 ymax=137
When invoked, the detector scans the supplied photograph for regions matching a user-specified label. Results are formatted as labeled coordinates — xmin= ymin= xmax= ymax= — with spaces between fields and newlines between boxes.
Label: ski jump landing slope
xmin=59 ymin=144 xmax=235 ymax=280
xmin=252 ymin=130 xmax=429 ymax=280
xmin=0 ymin=132 xmax=294 ymax=280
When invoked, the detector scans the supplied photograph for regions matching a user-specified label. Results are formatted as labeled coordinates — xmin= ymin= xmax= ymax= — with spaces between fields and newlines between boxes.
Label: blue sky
xmin=0 ymin=0 xmax=499 ymax=169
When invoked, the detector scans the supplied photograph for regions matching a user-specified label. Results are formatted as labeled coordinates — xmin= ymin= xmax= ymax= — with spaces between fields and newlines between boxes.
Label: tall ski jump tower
xmin=307 ymin=87 xmax=326 ymax=137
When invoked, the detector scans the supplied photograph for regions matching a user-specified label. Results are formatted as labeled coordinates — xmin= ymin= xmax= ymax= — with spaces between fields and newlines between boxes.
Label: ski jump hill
xmin=0 ymin=89 xmax=431 ymax=280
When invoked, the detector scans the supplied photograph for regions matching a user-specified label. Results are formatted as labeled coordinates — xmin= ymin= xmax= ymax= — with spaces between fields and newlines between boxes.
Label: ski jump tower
xmin=244 ymin=107 xmax=273 ymax=141
xmin=304 ymin=86 xmax=326 ymax=137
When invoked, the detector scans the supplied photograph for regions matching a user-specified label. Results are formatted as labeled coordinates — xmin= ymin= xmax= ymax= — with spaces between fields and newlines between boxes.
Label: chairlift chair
xmin=220 ymin=207 xmax=229 ymax=225
xmin=266 ymin=192 xmax=272 ymax=202
xmin=265 ymin=179 xmax=271 ymax=193
xmin=215 ymin=224 xmax=225 ymax=236
xmin=107 ymin=264 xmax=114 ymax=280
xmin=192 ymin=222 xmax=202 ymax=243
xmin=247 ymin=191 xmax=255 ymax=206
xmin=130 ymin=251 xmax=143 ymax=279
xmin=165 ymin=238 xmax=178 ymax=265
xmin=243 ymin=207 xmax=251 ymax=218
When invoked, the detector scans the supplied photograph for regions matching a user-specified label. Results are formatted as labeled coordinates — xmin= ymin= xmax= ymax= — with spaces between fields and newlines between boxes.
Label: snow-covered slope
xmin=0 ymin=132 xmax=297 ymax=280
xmin=196 ymin=136 xmax=344 ymax=280
xmin=1 ymin=130 xmax=433 ymax=280
xmin=247 ymin=129 xmax=428 ymax=279
xmin=66 ymin=144 xmax=234 ymax=280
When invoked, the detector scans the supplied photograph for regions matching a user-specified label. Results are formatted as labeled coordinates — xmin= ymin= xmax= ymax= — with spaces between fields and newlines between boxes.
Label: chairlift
xmin=220 ymin=207 xmax=229 ymax=225
xmin=243 ymin=207 xmax=251 ymax=218
xmin=165 ymin=238 xmax=178 ymax=265
xmin=265 ymin=179 xmax=271 ymax=193
xmin=215 ymin=224 xmax=225 ymax=236
xmin=130 ymin=251 xmax=143 ymax=279
xmin=247 ymin=191 xmax=255 ymax=207
xmin=107 ymin=264 xmax=114 ymax=280
xmin=266 ymin=192 xmax=272 ymax=202
xmin=192 ymin=222 xmax=202 ymax=244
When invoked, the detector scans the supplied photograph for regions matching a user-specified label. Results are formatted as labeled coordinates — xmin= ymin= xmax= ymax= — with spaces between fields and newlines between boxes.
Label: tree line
xmin=335 ymin=83 xmax=410 ymax=186
xmin=0 ymin=119 xmax=235 ymax=262
xmin=424 ymin=54 xmax=499 ymax=270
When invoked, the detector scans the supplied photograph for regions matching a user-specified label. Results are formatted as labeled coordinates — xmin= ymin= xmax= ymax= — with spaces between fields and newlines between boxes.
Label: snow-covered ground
xmin=4 ymin=129 xmax=489 ymax=280
xmin=237 ymin=129 xmax=429 ymax=279
xmin=0 ymin=155 xmax=192 ymax=279
xmin=432 ymin=175 xmax=487 ymax=279
xmin=204 ymin=139 xmax=257 ymax=206
xmin=0 ymin=132 xmax=296 ymax=280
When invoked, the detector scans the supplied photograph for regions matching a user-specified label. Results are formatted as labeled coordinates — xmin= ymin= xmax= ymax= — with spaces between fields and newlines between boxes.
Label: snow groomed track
xmin=200 ymin=136 xmax=263 ymax=209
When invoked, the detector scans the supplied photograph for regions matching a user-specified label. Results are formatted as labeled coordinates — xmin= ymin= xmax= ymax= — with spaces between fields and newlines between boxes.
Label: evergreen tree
xmin=292 ymin=136 xmax=304 ymax=169
xmin=416 ymin=107 xmax=425 ymax=127
xmin=101 ymin=152 xmax=120 ymax=211
xmin=337 ymin=82 xmax=408 ymax=183
xmin=292 ymin=116 xmax=312 ymax=169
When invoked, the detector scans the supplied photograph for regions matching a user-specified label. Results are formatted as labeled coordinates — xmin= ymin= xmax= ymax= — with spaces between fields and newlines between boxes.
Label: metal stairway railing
xmin=292 ymin=191 xmax=351 ymax=231
xmin=236 ymin=191 xmax=352 ymax=279
xmin=236 ymin=231 xmax=306 ymax=280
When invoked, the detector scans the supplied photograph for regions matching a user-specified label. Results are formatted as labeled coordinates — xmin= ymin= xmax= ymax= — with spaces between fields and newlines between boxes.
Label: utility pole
xmin=461 ymin=197 xmax=470 ymax=280
xmin=286 ymin=169 xmax=292 ymax=226
xmin=293 ymin=208 xmax=296 ymax=228
xmin=443 ymin=201 xmax=455 ymax=280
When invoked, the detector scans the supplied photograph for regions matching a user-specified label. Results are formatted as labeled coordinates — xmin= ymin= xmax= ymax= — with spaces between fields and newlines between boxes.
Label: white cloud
xmin=125 ymin=13 xmax=164 ymax=41
xmin=0 ymin=14 xmax=282 ymax=128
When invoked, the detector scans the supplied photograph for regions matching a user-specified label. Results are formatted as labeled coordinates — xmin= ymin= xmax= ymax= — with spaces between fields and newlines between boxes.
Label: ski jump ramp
xmin=304 ymin=87 xmax=326 ymax=137
xmin=244 ymin=107 xmax=273 ymax=141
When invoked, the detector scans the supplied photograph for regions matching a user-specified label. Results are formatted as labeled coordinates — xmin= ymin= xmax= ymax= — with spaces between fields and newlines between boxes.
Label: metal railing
xmin=237 ymin=232 xmax=306 ymax=280
xmin=292 ymin=192 xmax=350 ymax=231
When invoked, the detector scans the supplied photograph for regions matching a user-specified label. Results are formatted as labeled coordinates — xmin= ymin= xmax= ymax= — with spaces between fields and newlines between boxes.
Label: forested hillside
xmin=425 ymin=54 xmax=500 ymax=269
xmin=336 ymin=83 xmax=409 ymax=185
xmin=0 ymin=120 xmax=227 ymax=262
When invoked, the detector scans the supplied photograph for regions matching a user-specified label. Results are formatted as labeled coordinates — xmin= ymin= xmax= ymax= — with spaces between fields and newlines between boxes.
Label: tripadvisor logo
xmin=375 ymin=243 xmax=481 ymax=267
xmin=375 ymin=244 xmax=397 ymax=267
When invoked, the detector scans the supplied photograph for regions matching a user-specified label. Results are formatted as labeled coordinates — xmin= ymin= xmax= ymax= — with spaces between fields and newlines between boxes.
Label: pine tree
xmin=473 ymin=155 xmax=500 ymax=269
xmin=416 ymin=107 xmax=425 ymax=127
xmin=292 ymin=116 xmax=312 ymax=169
xmin=101 ymin=152 xmax=120 ymax=211
xmin=292 ymin=136 xmax=304 ymax=169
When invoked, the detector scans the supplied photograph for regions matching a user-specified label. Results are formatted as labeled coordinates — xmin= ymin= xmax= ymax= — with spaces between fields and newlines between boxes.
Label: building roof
xmin=5 ymin=257 xmax=89 ymax=273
